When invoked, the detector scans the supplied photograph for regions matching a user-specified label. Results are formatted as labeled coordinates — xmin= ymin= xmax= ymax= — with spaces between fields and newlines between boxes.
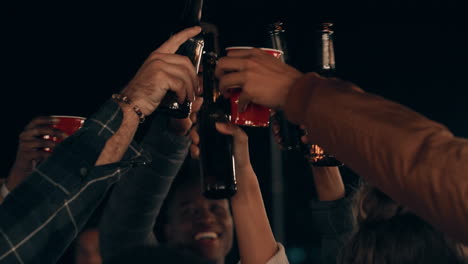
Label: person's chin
xmin=193 ymin=239 xmax=224 ymax=262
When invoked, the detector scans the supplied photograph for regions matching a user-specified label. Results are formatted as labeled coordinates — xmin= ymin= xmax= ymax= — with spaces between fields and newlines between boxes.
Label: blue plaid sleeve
xmin=0 ymin=99 xmax=150 ymax=264
xmin=99 ymin=114 xmax=191 ymax=262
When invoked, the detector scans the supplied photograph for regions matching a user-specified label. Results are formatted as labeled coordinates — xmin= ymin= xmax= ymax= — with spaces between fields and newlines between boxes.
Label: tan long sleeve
xmin=284 ymin=73 xmax=468 ymax=243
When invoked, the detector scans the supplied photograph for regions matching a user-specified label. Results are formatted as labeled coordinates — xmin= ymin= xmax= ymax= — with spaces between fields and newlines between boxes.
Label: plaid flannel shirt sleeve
xmin=99 ymin=114 xmax=191 ymax=262
xmin=0 ymin=99 xmax=150 ymax=264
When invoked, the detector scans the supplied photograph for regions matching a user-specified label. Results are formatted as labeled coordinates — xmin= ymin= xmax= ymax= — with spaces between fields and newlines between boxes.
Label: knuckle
xmin=149 ymin=51 xmax=163 ymax=59
xmin=18 ymin=131 xmax=28 ymax=140
xmin=174 ymin=78 xmax=184 ymax=88
xmin=153 ymin=70 xmax=168 ymax=80
xmin=182 ymin=67 xmax=194 ymax=80
xmin=150 ymin=59 xmax=166 ymax=68
xmin=244 ymin=58 xmax=259 ymax=69
xmin=182 ymin=56 xmax=192 ymax=66
xmin=243 ymin=70 xmax=254 ymax=82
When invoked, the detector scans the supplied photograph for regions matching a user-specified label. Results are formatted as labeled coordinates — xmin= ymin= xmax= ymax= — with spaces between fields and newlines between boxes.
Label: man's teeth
xmin=194 ymin=232 xmax=218 ymax=241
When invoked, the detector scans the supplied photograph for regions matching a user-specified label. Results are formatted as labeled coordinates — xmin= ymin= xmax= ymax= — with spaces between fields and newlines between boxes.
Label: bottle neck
xmin=317 ymin=24 xmax=336 ymax=76
xmin=180 ymin=0 xmax=204 ymax=28
xmin=202 ymin=51 xmax=219 ymax=104
xmin=268 ymin=22 xmax=288 ymax=63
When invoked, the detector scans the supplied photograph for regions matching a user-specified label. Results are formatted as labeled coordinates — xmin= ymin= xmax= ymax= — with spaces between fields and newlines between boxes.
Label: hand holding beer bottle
xmin=268 ymin=21 xmax=342 ymax=166
xmin=155 ymin=0 xmax=205 ymax=118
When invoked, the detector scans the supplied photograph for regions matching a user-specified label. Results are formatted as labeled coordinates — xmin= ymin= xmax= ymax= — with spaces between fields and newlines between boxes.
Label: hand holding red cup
xmin=224 ymin=46 xmax=283 ymax=127
xmin=43 ymin=115 xmax=85 ymax=152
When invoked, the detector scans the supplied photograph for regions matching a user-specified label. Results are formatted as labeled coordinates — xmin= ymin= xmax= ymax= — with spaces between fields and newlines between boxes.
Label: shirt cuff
xmin=266 ymin=243 xmax=289 ymax=264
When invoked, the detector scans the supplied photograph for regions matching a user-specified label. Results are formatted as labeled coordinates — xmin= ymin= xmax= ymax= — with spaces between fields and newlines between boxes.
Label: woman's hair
xmin=337 ymin=182 xmax=464 ymax=264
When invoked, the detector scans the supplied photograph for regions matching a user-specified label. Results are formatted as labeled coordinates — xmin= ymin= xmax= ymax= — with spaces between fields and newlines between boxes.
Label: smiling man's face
xmin=164 ymin=182 xmax=233 ymax=264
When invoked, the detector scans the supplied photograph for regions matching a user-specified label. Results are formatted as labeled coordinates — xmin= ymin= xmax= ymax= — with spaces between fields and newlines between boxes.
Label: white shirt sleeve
xmin=266 ymin=243 xmax=289 ymax=264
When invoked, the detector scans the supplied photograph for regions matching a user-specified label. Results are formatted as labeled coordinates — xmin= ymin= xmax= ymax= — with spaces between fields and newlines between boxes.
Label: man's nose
xmin=194 ymin=208 xmax=216 ymax=223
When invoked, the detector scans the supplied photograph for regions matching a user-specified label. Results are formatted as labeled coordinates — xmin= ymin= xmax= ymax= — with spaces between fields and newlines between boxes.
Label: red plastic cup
xmin=225 ymin=46 xmax=283 ymax=127
xmin=44 ymin=115 xmax=86 ymax=152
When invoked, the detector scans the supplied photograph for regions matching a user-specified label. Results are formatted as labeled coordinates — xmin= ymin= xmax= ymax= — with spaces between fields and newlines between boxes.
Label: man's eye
xmin=211 ymin=204 xmax=225 ymax=214
xmin=181 ymin=207 xmax=196 ymax=216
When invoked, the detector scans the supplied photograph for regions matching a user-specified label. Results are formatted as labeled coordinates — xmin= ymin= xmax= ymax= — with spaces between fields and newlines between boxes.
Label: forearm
xmin=311 ymin=167 xmax=345 ymax=201
xmin=0 ymin=100 xmax=147 ymax=263
xmin=99 ymin=115 xmax=190 ymax=262
xmin=96 ymin=103 xmax=140 ymax=165
xmin=231 ymin=165 xmax=278 ymax=264
xmin=284 ymin=73 xmax=468 ymax=242
xmin=309 ymin=166 xmax=353 ymax=264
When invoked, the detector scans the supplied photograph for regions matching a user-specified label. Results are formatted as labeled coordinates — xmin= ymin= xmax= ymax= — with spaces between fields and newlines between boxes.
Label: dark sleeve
xmin=99 ymin=114 xmax=191 ymax=263
xmin=309 ymin=195 xmax=354 ymax=264
xmin=284 ymin=73 xmax=468 ymax=243
xmin=0 ymin=99 xmax=150 ymax=263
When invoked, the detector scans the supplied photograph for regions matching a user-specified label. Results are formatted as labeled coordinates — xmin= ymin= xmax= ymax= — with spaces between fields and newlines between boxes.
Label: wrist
xmin=112 ymin=94 xmax=146 ymax=123
xmin=234 ymin=163 xmax=254 ymax=178
xmin=5 ymin=169 xmax=26 ymax=191
xmin=234 ymin=165 xmax=257 ymax=191
xmin=283 ymin=73 xmax=319 ymax=124
xmin=119 ymin=85 xmax=156 ymax=116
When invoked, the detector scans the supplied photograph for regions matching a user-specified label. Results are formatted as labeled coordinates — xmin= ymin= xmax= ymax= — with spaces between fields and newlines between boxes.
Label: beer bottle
xmin=199 ymin=29 xmax=237 ymax=199
xmin=268 ymin=21 xmax=342 ymax=167
xmin=305 ymin=22 xmax=342 ymax=166
xmin=268 ymin=21 xmax=304 ymax=152
xmin=155 ymin=0 xmax=205 ymax=119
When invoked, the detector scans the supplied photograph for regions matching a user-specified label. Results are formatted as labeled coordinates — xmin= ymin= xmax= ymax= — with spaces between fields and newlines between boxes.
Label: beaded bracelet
xmin=112 ymin=94 xmax=145 ymax=124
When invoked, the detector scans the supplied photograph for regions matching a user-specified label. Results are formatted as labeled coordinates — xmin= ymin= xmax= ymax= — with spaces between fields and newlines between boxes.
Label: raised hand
xmin=6 ymin=116 xmax=67 ymax=190
xmin=215 ymin=48 xmax=303 ymax=111
xmin=168 ymin=96 xmax=203 ymax=136
xmin=121 ymin=26 xmax=202 ymax=116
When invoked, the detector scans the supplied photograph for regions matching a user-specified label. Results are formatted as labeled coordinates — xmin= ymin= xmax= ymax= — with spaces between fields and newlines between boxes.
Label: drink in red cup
xmin=225 ymin=46 xmax=283 ymax=127
xmin=44 ymin=115 xmax=86 ymax=152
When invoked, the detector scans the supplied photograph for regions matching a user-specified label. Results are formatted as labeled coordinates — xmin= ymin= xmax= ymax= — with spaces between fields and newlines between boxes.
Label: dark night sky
xmin=2 ymin=0 xmax=467 ymax=261
xmin=3 ymin=0 xmax=466 ymax=172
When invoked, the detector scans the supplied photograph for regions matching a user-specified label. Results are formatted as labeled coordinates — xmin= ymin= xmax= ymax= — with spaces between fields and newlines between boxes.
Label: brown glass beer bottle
xmin=269 ymin=21 xmax=342 ymax=167
xmin=199 ymin=29 xmax=237 ymax=199
xmin=155 ymin=0 xmax=205 ymax=119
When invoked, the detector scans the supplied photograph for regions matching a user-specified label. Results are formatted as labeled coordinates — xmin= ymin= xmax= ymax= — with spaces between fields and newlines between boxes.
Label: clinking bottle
xmin=268 ymin=21 xmax=342 ymax=167
xmin=199 ymin=29 xmax=237 ymax=199
xmin=155 ymin=0 xmax=205 ymax=119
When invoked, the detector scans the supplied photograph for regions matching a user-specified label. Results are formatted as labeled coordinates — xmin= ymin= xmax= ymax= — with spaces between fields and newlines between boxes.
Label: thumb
xmin=216 ymin=122 xmax=251 ymax=169
xmin=215 ymin=122 xmax=237 ymax=136
xmin=215 ymin=122 xmax=248 ymax=145
xmin=215 ymin=122 xmax=250 ymax=160
xmin=156 ymin=26 xmax=202 ymax=54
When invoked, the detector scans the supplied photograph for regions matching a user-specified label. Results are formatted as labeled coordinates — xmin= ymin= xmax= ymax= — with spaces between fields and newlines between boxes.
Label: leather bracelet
xmin=112 ymin=94 xmax=145 ymax=124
